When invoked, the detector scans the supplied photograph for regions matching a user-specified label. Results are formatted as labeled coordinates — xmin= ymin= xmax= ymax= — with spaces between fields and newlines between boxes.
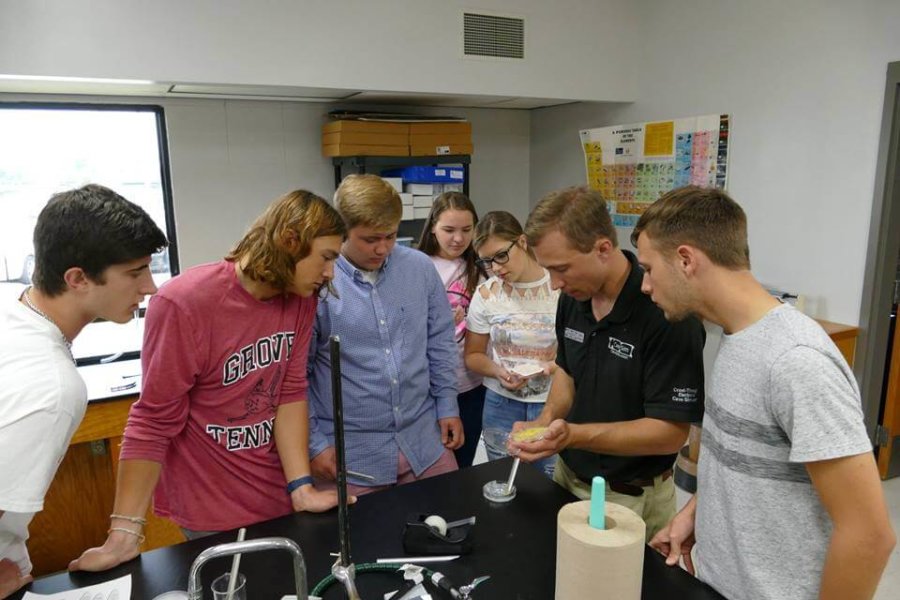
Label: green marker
xmin=589 ymin=475 xmax=606 ymax=529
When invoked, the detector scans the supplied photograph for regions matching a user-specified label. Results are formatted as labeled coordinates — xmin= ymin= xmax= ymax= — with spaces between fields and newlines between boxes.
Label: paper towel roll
xmin=556 ymin=501 xmax=645 ymax=600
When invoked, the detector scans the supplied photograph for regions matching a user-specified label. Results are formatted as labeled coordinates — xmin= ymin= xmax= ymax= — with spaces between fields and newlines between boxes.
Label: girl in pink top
xmin=418 ymin=192 xmax=486 ymax=467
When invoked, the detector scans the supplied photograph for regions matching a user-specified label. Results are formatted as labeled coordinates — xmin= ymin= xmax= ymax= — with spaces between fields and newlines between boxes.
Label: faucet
xmin=184 ymin=536 xmax=308 ymax=600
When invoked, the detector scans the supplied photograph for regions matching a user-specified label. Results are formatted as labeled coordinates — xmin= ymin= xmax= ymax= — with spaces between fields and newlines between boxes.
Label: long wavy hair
xmin=417 ymin=191 xmax=485 ymax=298
xmin=226 ymin=190 xmax=346 ymax=292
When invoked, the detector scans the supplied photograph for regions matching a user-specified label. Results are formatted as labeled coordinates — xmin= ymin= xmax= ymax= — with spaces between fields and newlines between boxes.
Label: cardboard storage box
xmin=323 ymin=120 xmax=472 ymax=157
xmin=323 ymin=120 xmax=410 ymax=135
xmin=322 ymin=131 xmax=408 ymax=146
xmin=322 ymin=144 xmax=408 ymax=157
xmin=413 ymin=195 xmax=435 ymax=208
xmin=408 ymin=133 xmax=472 ymax=146
xmin=413 ymin=206 xmax=432 ymax=219
xmin=408 ymin=122 xmax=472 ymax=135
xmin=409 ymin=133 xmax=472 ymax=146
xmin=400 ymin=193 xmax=414 ymax=206
xmin=409 ymin=123 xmax=473 ymax=156
xmin=410 ymin=143 xmax=474 ymax=156
xmin=402 ymin=205 xmax=414 ymax=220
xmin=322 ymin=120 xmax=409 ymax=157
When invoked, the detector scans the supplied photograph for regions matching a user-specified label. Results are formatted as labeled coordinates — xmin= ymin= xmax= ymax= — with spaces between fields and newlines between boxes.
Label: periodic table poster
xmin=580 ymin=114 xmax=730 ymax=228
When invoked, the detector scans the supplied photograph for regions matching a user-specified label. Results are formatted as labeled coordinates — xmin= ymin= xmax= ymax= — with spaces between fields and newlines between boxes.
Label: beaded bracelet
xmin=108 ymin=527 xmax=147 ymax=545
xmin=110 ymin=513 xmax=148 ymax=526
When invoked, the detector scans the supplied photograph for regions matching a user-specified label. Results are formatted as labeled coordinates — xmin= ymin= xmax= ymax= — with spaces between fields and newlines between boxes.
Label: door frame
xmin=857 ymin=61 xmax=900 ymax=440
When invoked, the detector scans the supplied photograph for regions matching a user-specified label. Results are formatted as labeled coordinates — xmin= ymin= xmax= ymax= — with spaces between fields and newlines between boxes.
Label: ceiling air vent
xmin=463 ymin=12 xmax=524 ymax=59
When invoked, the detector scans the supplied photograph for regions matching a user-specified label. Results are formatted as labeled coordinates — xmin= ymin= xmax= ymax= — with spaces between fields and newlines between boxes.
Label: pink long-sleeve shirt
xmin=120 ymin=261 xmax=315 ymax=531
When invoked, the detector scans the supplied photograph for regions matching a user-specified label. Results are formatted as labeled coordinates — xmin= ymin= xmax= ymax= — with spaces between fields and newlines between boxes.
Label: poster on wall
xmin=580 ymin=113 xmax=730 ymax=228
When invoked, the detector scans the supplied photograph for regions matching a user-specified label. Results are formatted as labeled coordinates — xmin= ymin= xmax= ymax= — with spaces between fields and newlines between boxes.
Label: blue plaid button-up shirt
xmin=307 ymin=245 xmax=459 ymax=485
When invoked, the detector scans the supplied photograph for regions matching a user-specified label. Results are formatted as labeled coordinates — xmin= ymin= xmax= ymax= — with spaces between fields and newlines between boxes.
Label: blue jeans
xmin=454 ymin=385 xmax=486 ymax=468
xmin=482 ymin=388 xmax=556 ymax=478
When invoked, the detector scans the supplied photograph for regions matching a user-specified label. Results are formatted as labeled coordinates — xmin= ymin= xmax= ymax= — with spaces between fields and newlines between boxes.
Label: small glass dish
xmin=483 ymin=479 xmax=516 ymax=503
xmin=481 ymin=428 xmax=518 ymax=503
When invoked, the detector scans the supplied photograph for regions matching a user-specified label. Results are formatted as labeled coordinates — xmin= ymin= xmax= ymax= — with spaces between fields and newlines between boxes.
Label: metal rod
xmin=505 ymin=457 xmax=520 ymax=495
xmin=347 ymin=469 xmax=375 ymax=482
xmin=329 ymin=335 xmax=352 ymax=570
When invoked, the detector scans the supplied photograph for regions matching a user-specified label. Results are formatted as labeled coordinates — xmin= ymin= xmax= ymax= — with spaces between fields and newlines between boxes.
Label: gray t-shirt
xmin=695 ymin=304 xmax=871 ymax=600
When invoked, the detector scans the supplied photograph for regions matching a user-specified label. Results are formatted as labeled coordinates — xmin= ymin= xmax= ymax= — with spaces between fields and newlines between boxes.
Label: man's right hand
xmin=0 ymin=558 xmax=32 ymax=599
xmin=649 ymin=499 xmax=697 ymax=574
xmin=511 ymin=420 xmax=532 ymax=434
xmin=511 ymin=417 xmax=550 ymax=436
xmin=509 ymin=418 xmax=570 ymax=462
xmin=68 ymin=529 xmax=141 ymax=572
xmin=509 ymin=417 xmax=551 ymax=459
xmin=310 ymin=447 xmax=337 ymax=481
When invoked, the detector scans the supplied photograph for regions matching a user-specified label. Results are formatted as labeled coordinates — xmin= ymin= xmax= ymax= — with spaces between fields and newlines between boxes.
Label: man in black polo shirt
xmin=511 ymin=185 xmax=705 ymax=539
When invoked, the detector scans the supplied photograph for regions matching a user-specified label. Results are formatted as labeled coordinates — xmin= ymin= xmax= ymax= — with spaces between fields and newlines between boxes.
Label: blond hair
xmin=525 ymin=186 xmax=617 ymax=252
xmin=226 ymin=190 xmax=346 ymax=290
xmin=334 ymin=174 xmax=402 ymax=230
xmin=631 ymin=186 xmax=750 ymax=269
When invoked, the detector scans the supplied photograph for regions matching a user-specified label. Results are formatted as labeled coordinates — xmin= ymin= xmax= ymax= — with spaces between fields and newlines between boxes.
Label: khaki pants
xmin=553 ymin=456 xmax=675 ymax=541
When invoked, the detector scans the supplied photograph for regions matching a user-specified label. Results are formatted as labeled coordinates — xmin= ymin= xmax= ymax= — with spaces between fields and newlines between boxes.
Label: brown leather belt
xmin=606 ymin=468 xmax=673 ymax=497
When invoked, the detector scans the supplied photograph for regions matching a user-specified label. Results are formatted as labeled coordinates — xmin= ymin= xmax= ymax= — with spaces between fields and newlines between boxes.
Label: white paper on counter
xmin=23 ymin=574 xmax=131 ymax=599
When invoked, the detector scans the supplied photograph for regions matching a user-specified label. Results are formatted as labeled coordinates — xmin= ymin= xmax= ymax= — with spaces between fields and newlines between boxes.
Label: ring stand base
xmin=483 ymin=480 xmax=516 ymax=503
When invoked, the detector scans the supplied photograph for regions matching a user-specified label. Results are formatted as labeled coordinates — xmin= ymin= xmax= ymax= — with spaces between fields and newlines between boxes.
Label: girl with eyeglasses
xmin=417 ymin=192 xmax=487 ymax=468
xmin=465 ymin=211 xmax=560 ymax=477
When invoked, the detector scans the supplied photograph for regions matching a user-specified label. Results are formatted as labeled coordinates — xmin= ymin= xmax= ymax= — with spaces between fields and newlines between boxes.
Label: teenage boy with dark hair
xmin=0 ymin=184 xmax=167 ymax=598
xmin=638 ymin=186 xmax=895 ymax=600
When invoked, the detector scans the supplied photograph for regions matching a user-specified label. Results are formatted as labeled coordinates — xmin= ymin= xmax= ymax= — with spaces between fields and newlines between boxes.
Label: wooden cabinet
xmin=26 ymin=397 xmax=184 ymax=576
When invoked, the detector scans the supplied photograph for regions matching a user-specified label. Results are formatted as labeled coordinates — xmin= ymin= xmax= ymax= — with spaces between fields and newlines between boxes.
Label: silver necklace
xmin=21 ymin=286 xmax=75 ymax=358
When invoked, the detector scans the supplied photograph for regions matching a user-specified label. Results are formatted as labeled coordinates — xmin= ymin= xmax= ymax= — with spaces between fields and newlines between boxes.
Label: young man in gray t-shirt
xmin=631 ymin=186 xmax=895 ymax=600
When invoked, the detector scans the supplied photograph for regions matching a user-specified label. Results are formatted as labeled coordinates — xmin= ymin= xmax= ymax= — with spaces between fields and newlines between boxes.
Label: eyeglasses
xmin=475 ymin=240 xmax=517 ymax=270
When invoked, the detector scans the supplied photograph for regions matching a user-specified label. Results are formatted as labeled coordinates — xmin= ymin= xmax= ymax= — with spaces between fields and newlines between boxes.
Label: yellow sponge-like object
xmin=511 ymin=427 xmax=548 ymax=443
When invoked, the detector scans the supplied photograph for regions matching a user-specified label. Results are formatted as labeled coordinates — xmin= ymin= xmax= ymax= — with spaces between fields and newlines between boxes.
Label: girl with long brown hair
xmin=418 ymin=192 xmax=486 ymax=467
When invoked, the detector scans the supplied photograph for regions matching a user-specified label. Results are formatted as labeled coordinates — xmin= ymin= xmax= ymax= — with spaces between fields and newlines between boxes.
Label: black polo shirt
xmin=556 ymin=250 xmax=705 ymax=483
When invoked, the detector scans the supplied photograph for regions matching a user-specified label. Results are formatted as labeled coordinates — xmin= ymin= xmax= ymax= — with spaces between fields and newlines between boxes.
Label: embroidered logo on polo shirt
xmin=564 ymin=327 xmax=585 ymax=343
xmin=608 ymin=337 xmax=634 ymax=359
xmin=672 ymin=387 xmax=698 ymax=403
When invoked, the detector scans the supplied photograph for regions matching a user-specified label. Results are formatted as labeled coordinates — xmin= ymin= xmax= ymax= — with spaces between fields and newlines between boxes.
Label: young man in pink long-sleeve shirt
xmin=70 ymin=190 xmax=349 ymax=573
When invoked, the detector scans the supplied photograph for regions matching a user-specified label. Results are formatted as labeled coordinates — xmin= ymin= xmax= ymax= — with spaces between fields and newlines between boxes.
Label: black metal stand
xmin=329 ymin=335 xmax=360 ymax=599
